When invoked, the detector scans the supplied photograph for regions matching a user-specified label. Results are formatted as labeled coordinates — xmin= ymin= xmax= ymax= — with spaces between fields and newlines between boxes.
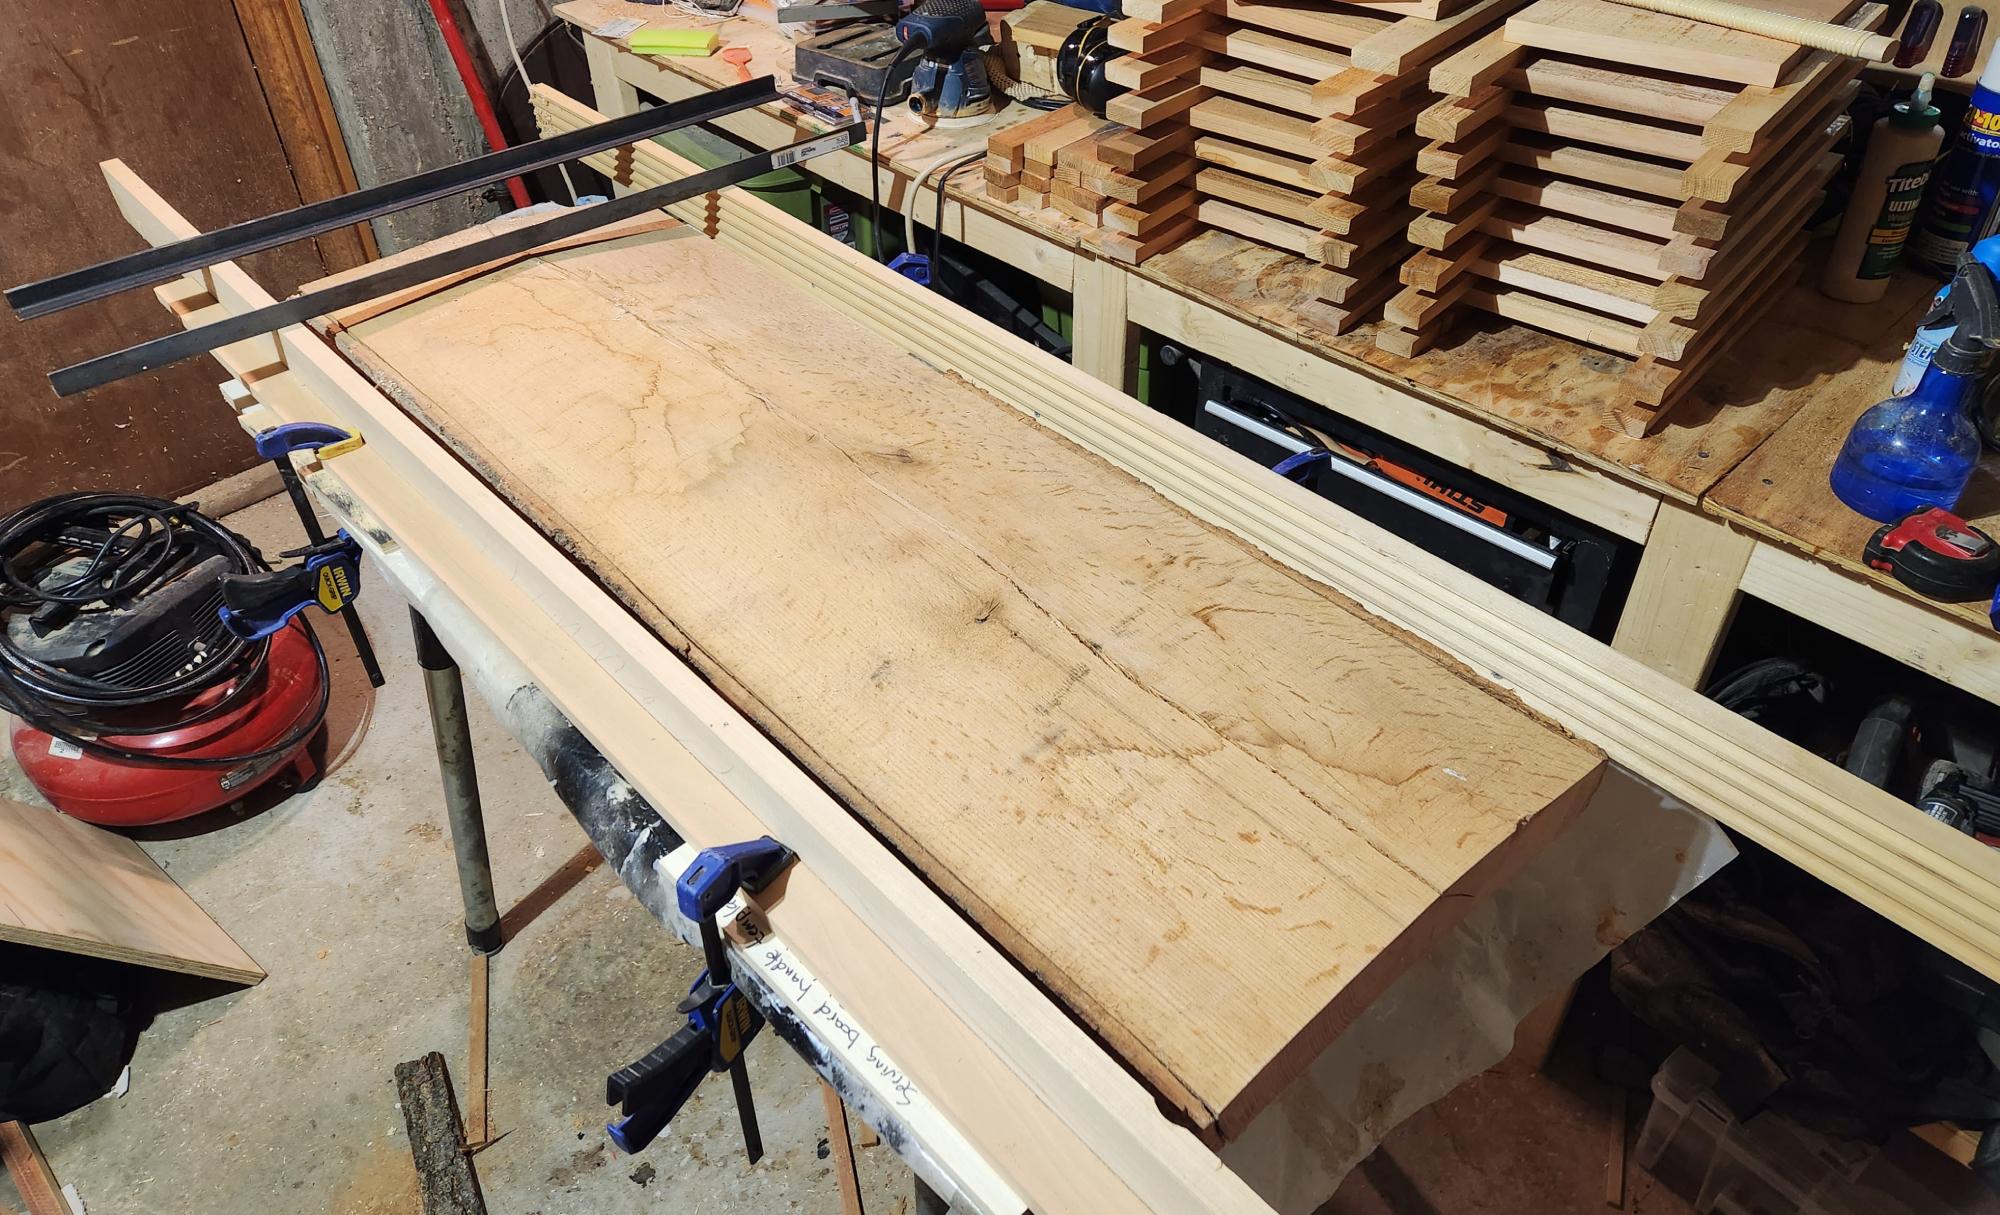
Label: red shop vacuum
xmin=0 ymin=493 xmax=334 ymax=826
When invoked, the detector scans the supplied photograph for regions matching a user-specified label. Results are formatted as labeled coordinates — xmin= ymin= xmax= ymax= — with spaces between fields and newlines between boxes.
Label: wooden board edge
xmin=0 ymin=925 xmax=265 ymax=987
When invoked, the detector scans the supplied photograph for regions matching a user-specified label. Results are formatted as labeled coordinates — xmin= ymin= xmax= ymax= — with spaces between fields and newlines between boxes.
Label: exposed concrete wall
xmin=298 ymin=0 xmax=509 ymax=252
xmin=459 ymin=0 xmax=562 ymax=82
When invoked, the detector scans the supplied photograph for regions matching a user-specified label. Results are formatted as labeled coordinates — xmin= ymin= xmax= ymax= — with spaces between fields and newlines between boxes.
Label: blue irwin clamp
xmin=218 ymin=532 xmax=366 ymax=641
xmin=607 ymin=837 xmax=796 ymax=1159
xmin=250 ymin=422 xmax=384 ymax=687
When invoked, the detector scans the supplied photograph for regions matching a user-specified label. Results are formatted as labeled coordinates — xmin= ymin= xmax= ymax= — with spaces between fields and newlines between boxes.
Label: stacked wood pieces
xmin=985 ymin=104 xmax=1109 ymax=208
xmin=984 ymin=101 xmax=1202 ymax=262
xmin=1377 ymin=0 xmax=1883 ymax=434
xmin=1001 ymin=1 xmax=1096 ymax=100
xmin=1117 ymin=0 xmax=1528 ymax=330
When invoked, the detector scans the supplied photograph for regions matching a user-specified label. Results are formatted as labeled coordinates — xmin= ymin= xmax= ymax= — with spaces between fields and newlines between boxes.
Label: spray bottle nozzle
xmin=1929 ymin=251 xmax=2000 ymax=375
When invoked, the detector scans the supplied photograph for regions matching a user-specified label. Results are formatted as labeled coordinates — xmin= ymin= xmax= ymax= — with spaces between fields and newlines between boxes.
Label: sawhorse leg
xmin=412 ymin=607 xmax=502 ymax=955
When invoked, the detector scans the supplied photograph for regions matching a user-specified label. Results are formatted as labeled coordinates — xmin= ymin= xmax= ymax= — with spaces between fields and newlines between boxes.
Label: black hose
xmin=871 ymin=39 xmax=925 ymax=261
xmin=0 ymin=493 xmax=330 ymax=770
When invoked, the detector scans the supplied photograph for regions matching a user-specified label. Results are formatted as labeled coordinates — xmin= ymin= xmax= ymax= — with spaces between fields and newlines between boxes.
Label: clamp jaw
xmin=606 ymin=836 xmax=796 ymax=1157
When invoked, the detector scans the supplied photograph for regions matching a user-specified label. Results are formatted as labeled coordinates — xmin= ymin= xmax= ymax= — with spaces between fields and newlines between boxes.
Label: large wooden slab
xmin=334 ymin=230 xmax=1604 ymax=1138
xmin=0 ymin=797 xmax=263 ymax=984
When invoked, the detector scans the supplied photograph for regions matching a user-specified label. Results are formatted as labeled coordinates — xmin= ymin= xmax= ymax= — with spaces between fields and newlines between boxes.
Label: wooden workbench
xmin=553 ymin=0 xmax=2000 ymax=711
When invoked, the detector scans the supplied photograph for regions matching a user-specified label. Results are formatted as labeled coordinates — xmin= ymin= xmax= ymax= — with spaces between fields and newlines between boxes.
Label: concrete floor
xmin=1 ymin=495 xmax=913 ymax=1215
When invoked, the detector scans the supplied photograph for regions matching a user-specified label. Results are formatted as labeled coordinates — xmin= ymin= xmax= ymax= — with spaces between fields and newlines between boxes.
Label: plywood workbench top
xmin=327 ymin=223 xmax=1606 ymax=1141
xmin=1137 ymin=228 xmax=1941 ymax=504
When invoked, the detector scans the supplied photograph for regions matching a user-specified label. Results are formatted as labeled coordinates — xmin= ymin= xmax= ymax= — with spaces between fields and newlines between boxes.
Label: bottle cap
xmin=1894 ymin=72 xmax=1944 ymax=127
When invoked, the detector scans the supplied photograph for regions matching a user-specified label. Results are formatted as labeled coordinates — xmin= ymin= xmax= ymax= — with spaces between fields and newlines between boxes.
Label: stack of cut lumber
xmin=984 ymin=100 xmax=1202 ymax=262
xmin=1105 ymin=0 xmax=1523 ymax=329
xmin=1376 ymin=0 xmax=1880 ymax=434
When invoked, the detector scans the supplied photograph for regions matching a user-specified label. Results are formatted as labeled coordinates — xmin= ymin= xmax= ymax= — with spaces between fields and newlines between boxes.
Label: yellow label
xmin=716 ymin=993 xmax=753 ymax=1063
xmin=315 ymin=564 xmax=354 ymax=612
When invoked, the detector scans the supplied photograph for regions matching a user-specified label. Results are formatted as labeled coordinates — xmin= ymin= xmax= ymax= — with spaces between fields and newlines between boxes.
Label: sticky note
xmin=627 ymin=28 xmax=721 ymax=55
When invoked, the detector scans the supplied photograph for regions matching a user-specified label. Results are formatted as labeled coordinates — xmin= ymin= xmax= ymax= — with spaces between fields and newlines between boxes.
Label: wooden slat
xmin=1196 ymin=24 xmax=1353 ymax=77
xmin=1490 ymin=170 xmax=1682 ymax=238
xmin=1464 ymin=278 xmax=1650 ymax=353
xmin=1504 ymin=100 xmax=1708 ymax=162
xmin=1195 ymin=135 xmax=1319 ymax=188
xmin=1504 ymin=0 xmax=1810 ymax=87
xmin=1499 ymin=135 xmax=1686 ymax=199
xmin=1191 ymin=95 xmax=1325 ymax=159
xmin=1429 ymin=27 xmax=1524 ymax=93
xmin=1224 ymin=0 xmax=1397 ymax=47
xmin=1351 ymin=0 xmax=1528 ymax=73
xmin=1202 ymin=62 xmax=1324 ymax=114
xmin=1110 ymin=8 xmax=1218 ymax=53
xmin=1197 ymin=165 xmax=1326 ymax=224
xmin=1504 ymin=55 xmax=1737 ymax=126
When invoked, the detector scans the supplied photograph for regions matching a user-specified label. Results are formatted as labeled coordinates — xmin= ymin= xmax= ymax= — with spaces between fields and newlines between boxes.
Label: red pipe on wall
xmin=424 ymin=0 xmax=533 ymax=210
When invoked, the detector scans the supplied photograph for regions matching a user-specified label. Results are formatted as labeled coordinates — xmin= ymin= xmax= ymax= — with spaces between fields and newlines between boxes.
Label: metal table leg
xmin=412 ymin=607 xmax=502 ymax=955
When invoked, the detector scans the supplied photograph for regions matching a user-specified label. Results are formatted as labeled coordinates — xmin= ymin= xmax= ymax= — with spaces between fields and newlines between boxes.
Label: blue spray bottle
xmin=1831 ymin=251 xmax=2000 ymax=521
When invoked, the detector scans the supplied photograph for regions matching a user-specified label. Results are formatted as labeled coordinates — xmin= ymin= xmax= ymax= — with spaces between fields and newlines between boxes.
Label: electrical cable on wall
xmin=494 ymin=0 xmax=582 ymax=203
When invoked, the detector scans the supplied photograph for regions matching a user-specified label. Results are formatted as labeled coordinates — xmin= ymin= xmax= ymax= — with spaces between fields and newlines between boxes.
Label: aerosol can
xmin=1911 ymin=54 xmax=2000 ymax=276
xmin=1832 ymin=251 xmax=2000 ymax=520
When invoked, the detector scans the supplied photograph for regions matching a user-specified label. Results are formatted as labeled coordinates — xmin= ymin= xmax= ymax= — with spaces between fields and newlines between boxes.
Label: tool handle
xmin=1599 ymin=0 xmax=1894 ymax=59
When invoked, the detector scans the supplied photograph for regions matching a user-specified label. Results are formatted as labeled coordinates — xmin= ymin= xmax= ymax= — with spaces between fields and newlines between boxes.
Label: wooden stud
xmin=822 ymin=1081 xmax=868 ymax=1215
xmin=0 ymin=1124 xmax=63 ymax=1215
xmin=469 ymin=952 xmax=491 ymax=1148
xmin=1611 ymin=500 xmax=1756 ymax=688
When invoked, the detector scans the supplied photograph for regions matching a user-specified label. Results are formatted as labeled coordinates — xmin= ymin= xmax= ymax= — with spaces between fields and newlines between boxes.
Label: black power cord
xmin=931 ymin=151 xmax=986 ymax=286
xmin=0 ymin=493 xmax=330 ymax=770
xmin=871 ymin=39 xmax=924 ymax=261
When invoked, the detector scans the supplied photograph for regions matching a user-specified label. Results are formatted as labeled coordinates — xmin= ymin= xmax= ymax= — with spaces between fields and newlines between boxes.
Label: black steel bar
xmin=48 ymin=124 xmax=865 ymax=397
xmin=7 ymin=77 xmax=781 ymax=321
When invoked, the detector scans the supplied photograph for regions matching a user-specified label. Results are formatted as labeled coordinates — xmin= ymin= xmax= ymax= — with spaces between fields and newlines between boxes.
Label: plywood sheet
xmin=337 ymin=231 xmax=1605 ymax=1138
xmin=0 ymin=797 xmax=264 ymax=984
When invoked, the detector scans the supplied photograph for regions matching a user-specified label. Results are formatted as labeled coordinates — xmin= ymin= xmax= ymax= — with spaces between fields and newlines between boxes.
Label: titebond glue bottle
xmin=1911 ymin=56 xmax=2000 ymax=277
xmin=1822 ymin=74 xmax=1944 ymax=302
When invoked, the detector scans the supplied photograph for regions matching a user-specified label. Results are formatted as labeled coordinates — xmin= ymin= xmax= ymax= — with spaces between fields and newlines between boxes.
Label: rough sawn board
xmin=333 ymin=228 xmax=1607 ymax=1141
